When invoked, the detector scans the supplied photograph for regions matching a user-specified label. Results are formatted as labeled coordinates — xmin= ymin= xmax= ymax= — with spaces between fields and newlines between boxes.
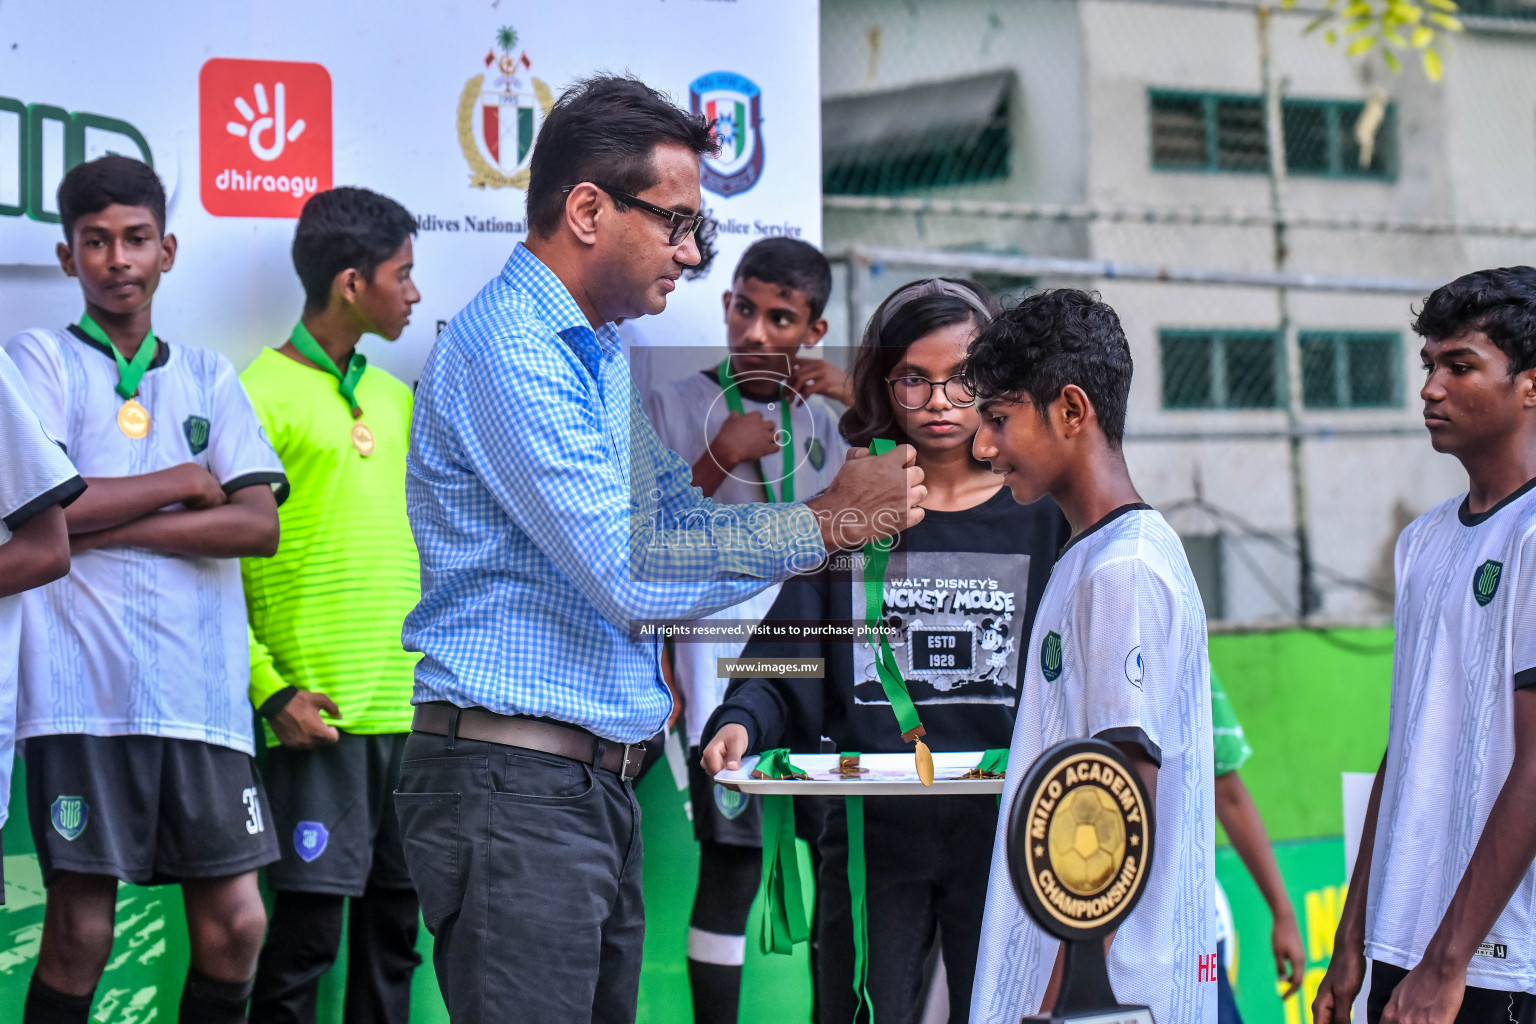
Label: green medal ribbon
xmin=754 ymin=749 xmax=810 ymax=955
xmin=717 ymin=359 xmax=795 ymax=503
xmin=80 ymin=312 xmax=157 ymax=400
xmin=975 ymin=748 xmax=1010 ymax=775
xmin=844 ymin=775 xmax=877 ymax=1021
xmin=862 ymin=438 xmax=924 ymax=740
xmin=289 ymin=320 xmax=367 ymax=417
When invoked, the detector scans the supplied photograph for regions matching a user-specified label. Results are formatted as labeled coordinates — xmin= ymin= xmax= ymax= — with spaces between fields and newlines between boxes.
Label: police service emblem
xmin=1008 ymin=739 xmax=1153 ymax=940
xmin=457 ymin=26 xmax=555 ymax=189
xmin=690 ymin=72 xmax=765 ymax=197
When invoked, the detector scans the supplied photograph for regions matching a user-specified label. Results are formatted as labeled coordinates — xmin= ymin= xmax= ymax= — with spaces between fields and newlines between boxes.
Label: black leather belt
xmin=411 ymin=704 xmax=644 ymax=782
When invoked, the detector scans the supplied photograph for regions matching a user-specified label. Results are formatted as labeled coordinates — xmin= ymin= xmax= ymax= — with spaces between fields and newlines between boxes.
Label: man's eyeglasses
xmin=561 ymin=183 xmax=706 ymax=246
xmin=886 ymin=374 xmax=976 ymax=410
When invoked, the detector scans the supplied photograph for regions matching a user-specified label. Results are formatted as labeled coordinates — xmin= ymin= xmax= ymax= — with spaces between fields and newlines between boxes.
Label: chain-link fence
xmin=816 ymin=0 xmax=1536 ymax=627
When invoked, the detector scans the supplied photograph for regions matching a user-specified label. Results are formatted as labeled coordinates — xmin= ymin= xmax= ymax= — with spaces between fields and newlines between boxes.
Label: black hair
xmin=526 ymin=74 xmax=717 ymax=239
xmin=292 ymin=187 xmax=417 ymax=312
xmin=965 ymin=289 xmax=1133 ymax=449
xmin=57 ymin=155 xmax=166 ymax=242
xmin=732 ymin=238 xmax=833 ymax=320
xmin=1412 ymin=266 xmax=1536 ymax=377
xmin=840 ymin=278 xmax=998 ymax=449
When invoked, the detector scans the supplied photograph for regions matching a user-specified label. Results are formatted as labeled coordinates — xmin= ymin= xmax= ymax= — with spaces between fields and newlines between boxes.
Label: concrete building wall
xmin=822 ymin=0 xmax=1536 ymax=623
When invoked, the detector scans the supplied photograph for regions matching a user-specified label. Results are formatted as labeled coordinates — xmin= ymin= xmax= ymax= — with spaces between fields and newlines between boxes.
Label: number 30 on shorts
xmin=242 ymin=786 xmax=265 ymax=835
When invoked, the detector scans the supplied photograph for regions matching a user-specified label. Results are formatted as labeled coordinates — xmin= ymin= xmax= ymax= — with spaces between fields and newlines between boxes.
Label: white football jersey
xmin=642 ymin=368 xmax=846 ymax=746
xmin=5 ymin=327 xmax=286 ymax=755
xmin=1366 ymin=481 xmax=1536 ymax=992
xmin=971 ymin=505 xmax=1216 ymax=1024
xmin=0 ymin=348 xmax=85 ymax=827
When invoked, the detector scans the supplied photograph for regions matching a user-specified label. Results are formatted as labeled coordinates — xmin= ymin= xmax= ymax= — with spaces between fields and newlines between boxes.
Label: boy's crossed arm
xmin=0 ymin=506 xmax=71 ymax=599
xmin=69 ymin=466 xmax=279 ymax=558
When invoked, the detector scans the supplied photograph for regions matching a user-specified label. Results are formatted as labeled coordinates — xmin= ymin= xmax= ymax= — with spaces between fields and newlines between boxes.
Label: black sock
xmin=24 ymin=975 xmax=94 ymax=1024
xmin=688 ymin=959 xmax=744 ymax=1024
xmin=179 ymin=966 xmax=254 ymax=1024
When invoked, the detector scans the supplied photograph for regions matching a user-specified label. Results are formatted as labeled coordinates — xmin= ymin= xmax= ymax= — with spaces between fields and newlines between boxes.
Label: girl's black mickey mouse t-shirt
xmin=707 ymin=487 xmax=1072 ymax=756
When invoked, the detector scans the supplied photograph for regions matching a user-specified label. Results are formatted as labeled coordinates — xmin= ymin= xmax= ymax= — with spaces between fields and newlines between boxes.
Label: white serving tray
xmin=715 ymin=752 xmax=1005 ymax=796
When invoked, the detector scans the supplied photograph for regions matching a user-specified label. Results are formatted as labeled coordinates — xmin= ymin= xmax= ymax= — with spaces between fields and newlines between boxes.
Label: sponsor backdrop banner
xmin=0 ymin=0 xmax=821 ymax=385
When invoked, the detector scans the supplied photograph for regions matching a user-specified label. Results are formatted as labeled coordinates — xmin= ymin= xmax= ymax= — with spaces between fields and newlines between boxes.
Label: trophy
xmin=1007 ymin=738 xmax=1156 ymax=1024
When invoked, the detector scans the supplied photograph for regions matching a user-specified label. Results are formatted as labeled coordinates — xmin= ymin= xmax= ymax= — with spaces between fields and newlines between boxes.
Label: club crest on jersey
xmin=294 ymin=821 xmax=330 ymax=862
xmin=807 ymin=437 xmax=825 ymax=471
xmin=51 ymin=795 xmax=88 ymax=841
xmin=1473 ymin=559 xmax=1504 ymax=607
xmin=1041 ymin=631 xmax=1064 ymax=682
xmin=183 ymin=415 xmax=211 ymax=455
xmin=713 ymin=783 xmax=749 ymax=820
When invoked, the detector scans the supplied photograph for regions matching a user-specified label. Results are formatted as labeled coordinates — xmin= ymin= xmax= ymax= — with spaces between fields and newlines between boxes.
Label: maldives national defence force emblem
xmin=457 ymin=26 xmax=555 ymax=190
xmin=690 ymin=72 xmax=764 ymax=197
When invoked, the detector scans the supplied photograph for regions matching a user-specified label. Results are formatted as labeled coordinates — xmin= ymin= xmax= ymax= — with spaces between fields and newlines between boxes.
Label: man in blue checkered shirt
xmin=395 ymin=75 xmax=926 ymax=1024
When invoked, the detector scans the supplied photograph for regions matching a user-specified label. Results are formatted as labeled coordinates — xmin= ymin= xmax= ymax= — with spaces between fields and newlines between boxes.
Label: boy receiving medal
xmin=6 ymin=156 xmax=287 ymax=1024
xmin=240 ymin=187 xmax=425 ymax=1024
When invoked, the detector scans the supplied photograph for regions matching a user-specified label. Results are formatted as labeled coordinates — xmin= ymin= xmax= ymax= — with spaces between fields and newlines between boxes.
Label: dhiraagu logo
xmin=1041 ymin=630 xmax=1064 ymax=682
xmin=1473 ymin=559 xmax=1504 ymax=608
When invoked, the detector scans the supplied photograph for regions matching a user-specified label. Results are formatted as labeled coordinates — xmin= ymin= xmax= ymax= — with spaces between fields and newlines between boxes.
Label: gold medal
xmin=117 ymin=398 xmax=151 ymax=439
xmin=351 ymin=421 xmax=375 ymax=457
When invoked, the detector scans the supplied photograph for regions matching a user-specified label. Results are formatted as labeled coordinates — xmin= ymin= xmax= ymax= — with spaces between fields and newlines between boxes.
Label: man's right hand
xmin=701 ymin=723 xmax=750 ymax=775
xmin=709 ymin=411 xmax=780 ymax=469
xmin=1312 ymin=942 xmax=1367 ymax=1024
xmin=272 ymin=690 xmax=342 ymax=749
xmin=176 ymin=463 xmax=228 ymax=510
xmin=805 ymin=444 xmax=927 ymax=550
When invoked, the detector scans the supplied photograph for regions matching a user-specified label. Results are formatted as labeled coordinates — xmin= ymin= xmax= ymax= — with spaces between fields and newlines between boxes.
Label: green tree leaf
xmin=1343 ymin=1 xmax=1372 ymax=16
xmin=1428 ymin=11 xmax=1464 ymax=29
xmin=1325 ymin=27 xmax=1340 ymax=43
xmin=1389 ymin=3 xmax=1425 ymax=21
xmin=1424 ymin=45 xmax=1444 ymax=80
xmin=1305 ymin=11 xmax=1335 ymax=33
xmin=1383 ymin=47 xmax=1403 ymax=71
xmin=1424 ymin=0 xmax=1459 ymax=11
xmin=1411 ymin=24 xmax=1434 ymax=46
xmin=1347 ymin=33 xmax=1380 ymax=54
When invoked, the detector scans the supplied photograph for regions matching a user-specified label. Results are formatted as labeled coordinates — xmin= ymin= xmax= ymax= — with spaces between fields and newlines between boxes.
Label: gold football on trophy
xmin=1048 ymin=786 xmax=1126 ymax=895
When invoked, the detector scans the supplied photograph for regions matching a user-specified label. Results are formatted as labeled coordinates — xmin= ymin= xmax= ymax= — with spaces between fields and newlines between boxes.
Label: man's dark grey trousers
xmin=394 ymin=730 xmax=645 ymax=1024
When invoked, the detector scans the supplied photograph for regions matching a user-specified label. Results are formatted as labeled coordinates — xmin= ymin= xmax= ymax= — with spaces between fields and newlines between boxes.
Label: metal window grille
xmin=1300 ymin=332 xmax=1402 ymax=408
xmin=823 ymin=73 xmax=1013 ymax=196
xmin=1160 ymin=330 xmax=1283 ymax=409
xmin=1150 ymin=90 xmax=1393 ymax=179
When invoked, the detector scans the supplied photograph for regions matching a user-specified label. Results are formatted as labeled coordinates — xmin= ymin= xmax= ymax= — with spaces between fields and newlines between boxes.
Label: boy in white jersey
xmin=964 ymin=289 xmax=1216 ymax=1024
xmin=5 ymin=156 xmax=286 ymax=1024
xmin=1314 ymin=266 xmax=1536 ymax=1024
xmin=0 ymin=349 xmax=84 ymax=898
xmin=640 ymin=237 xmax=846 ymax=1023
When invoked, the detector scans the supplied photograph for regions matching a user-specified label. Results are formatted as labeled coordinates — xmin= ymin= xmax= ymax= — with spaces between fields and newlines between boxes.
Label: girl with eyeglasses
xmin=701 ymin=278 xmax=1071 ymax=1023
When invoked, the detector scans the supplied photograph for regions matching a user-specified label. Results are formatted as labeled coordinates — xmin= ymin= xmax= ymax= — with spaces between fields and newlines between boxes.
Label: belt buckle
xmin=618 ymin=742 xmax=638 ymax=782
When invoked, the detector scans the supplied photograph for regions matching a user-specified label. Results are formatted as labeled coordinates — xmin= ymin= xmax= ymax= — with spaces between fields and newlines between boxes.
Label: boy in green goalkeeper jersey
xmin=242 ymin=187 xmax=423 ymax=1024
